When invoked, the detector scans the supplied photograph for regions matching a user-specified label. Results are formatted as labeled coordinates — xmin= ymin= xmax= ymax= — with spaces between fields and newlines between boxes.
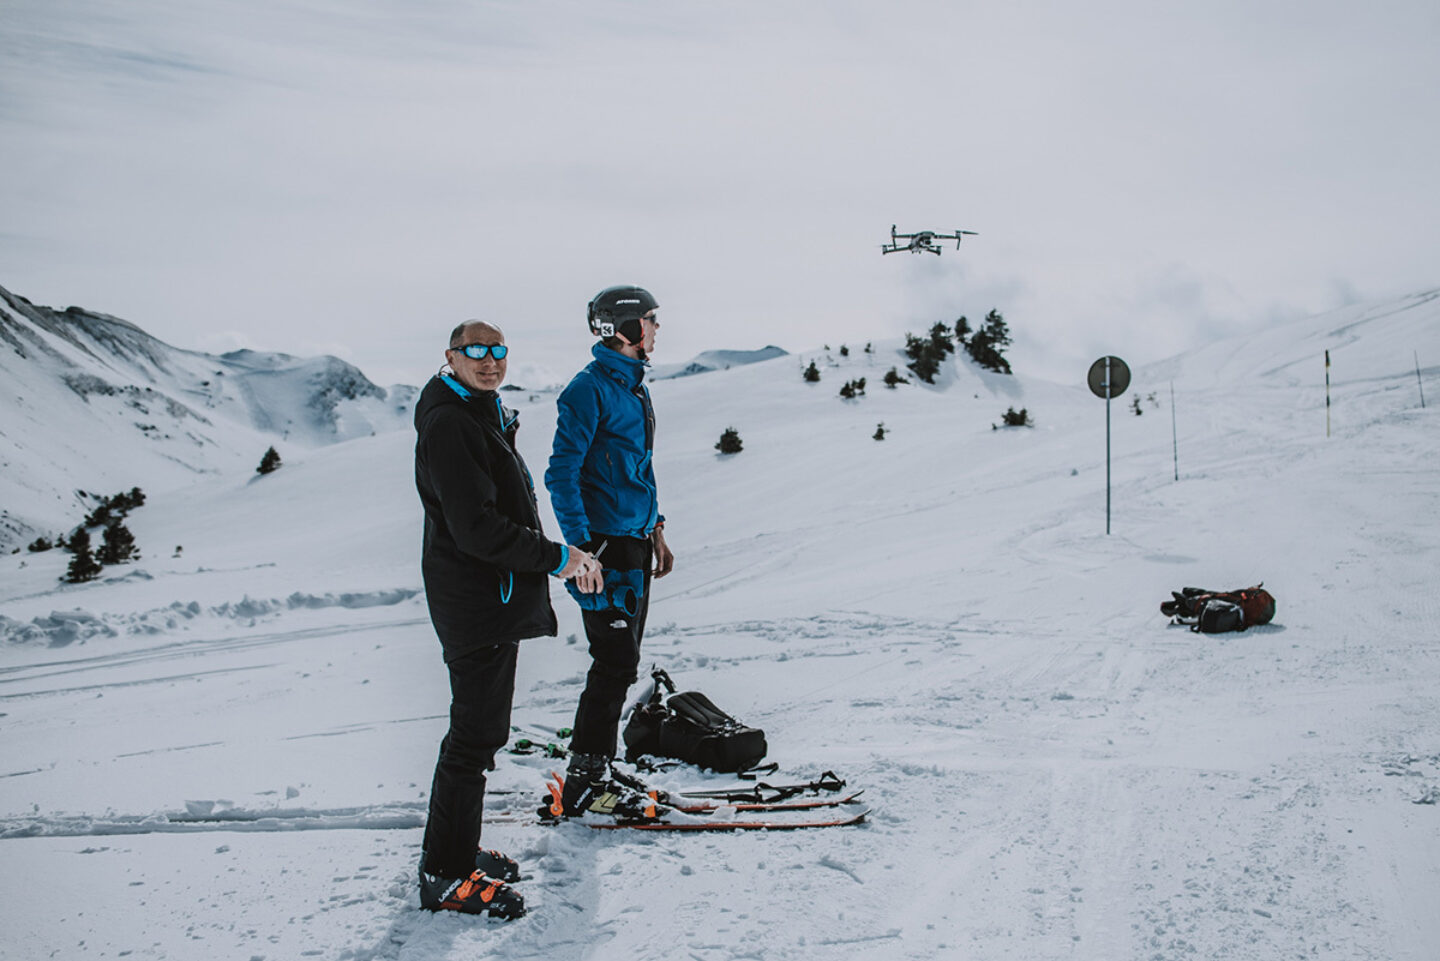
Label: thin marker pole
xmin=1325 ymin=350 xmax=1331 ymax=437
xmin=1170 ymin=380 xmax=1178 ymax=482
xmin=1417 ymin=351 xmax=1427 ymax=409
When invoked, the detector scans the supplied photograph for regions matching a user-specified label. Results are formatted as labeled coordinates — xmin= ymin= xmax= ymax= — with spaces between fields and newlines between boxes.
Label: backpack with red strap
xmin=1161 ymin=584 xmax=1276 ymax=633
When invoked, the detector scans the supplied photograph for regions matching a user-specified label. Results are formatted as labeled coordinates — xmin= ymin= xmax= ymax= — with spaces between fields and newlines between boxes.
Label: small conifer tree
xmin=839 ymin=344 xmax=849 ymax=357
xmin=996 ymin=406 xmax=1032 ymax=428
xmin=883 ymin=366 xmax=909 ymax=389
xmin=28 ymin=536 xmax=53 ymax=553
xmin=904 ymin=334 xmax=941 ymax=384
xmin=64 ymin=529 xmax=103 ymax=583
xmin=715 ymin=427 xmax=743 ymax=454
xmin=955 ymin=315 xmax=972 ymax=345
xmin=966 ymin=309 xmax=1013 ymax=374
xmin=873 ymin=422 xmax=887 ymax=441
xmin=928 ymin=322 xmax=955 ymax=357
xmin=839 ymin=381 xmax=855 ymax=399
xmin=98 ymin=520 xmax=138 ymax=565
xmin=83 ymin=498 xmax=114 ymax=529
xmin=257 ymin=446 xmax=282 ymax=475
xmin=803 ymin=360 xmax=821 ymax=383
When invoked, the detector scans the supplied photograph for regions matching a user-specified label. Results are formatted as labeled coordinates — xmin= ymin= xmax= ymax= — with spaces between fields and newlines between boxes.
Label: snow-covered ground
xmin=2 ymin=291 xmax=1437 ymax=960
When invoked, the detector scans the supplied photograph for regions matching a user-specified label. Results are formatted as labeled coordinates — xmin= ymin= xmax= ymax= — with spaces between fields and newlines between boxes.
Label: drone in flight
xmin=881 ymin=224 xmax=978 ymax=255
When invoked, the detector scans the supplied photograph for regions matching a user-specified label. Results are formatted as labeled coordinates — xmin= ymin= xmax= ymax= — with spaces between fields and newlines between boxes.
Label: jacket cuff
xmin=549 ymin=543 xmax=569 ymax=577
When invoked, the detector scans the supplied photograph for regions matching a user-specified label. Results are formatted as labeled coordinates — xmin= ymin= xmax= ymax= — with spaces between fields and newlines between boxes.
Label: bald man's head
xmin=444 ymin=321 xmax=508 ymax=393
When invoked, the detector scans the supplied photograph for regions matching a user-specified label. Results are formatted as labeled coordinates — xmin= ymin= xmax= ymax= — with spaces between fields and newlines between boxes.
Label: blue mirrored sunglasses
xmin=453 ymin=343 xmax=508 ymax=360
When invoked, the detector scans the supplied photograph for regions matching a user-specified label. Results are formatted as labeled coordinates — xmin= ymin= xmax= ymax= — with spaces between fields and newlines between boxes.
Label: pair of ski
xmin=540 ymin=771 xmax=869 ymax=832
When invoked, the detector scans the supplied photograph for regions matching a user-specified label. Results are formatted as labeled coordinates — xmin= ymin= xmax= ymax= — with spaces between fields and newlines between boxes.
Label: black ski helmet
xmin=587 ymin=285 xmax=658 ymax=344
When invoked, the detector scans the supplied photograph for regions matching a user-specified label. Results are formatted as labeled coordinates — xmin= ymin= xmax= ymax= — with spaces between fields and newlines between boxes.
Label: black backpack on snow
xmin=623 ymin=667 xmax=768 ymax=773
xmin=1161 ymin=584 xmax=1276 ymax=633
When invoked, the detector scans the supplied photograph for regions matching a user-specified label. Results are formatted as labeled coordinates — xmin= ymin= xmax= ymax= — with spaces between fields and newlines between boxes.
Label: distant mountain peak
xmin=650 ymin=345 xmax=789 ymax=380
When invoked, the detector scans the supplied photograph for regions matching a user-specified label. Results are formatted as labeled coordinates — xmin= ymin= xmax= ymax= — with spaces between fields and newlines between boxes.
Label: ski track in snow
xmin=3 ymin=294 xmax=1440 ymax=960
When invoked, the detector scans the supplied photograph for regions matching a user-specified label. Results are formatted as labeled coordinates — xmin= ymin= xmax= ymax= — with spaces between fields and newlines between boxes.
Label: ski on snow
xmin=673 ymin=771 xmax=849 ymax=804
xmin=670 ymin=789 xmax=864 ymax=815
xmin=586 ymin=808 xmax=869 ymax=832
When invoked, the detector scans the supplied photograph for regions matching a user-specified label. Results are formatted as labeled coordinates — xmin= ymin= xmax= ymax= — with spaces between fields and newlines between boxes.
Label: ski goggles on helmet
xmin=453 ymin=343 xmax=508 ymax=360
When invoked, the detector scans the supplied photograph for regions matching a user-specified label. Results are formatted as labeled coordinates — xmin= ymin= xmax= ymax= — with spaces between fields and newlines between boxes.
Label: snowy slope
xmin=1 ymin=290 xmax=1438 ymax=961
xmin=650 ymin=345 xmax=789 ymax=380
xmin=0 ymin=283 xmax=414 ymax=551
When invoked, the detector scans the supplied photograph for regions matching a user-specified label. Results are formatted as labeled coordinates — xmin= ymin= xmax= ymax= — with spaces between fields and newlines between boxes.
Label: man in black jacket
xmin=413 ymin=320 xmax=600 ymax=919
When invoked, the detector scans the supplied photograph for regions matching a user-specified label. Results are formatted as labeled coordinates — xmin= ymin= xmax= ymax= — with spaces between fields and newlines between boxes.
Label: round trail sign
xmin=1088 ymin=356 xmax=1131 ymax=399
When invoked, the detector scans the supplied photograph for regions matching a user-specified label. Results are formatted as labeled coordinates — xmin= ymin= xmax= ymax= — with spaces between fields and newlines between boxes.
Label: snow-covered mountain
xmin=649 ymin=345 xmax=789 ymax=379
xmin=1 ymin=288 xmax=1437 ymax=961
xmin=0 ymin=283 xmax=415 ymax=550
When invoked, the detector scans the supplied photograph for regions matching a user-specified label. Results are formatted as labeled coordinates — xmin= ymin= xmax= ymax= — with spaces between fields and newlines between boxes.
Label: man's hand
xmin=651 ymin=526 xmax=675 ymax=578
xmin=559 ymin=547 xmax=604 ymax=594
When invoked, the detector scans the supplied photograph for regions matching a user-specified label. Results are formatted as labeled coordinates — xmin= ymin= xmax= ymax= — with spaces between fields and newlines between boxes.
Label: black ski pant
xmin=420 ymin=639 xmax=518 ymax=880
xmin=569 ymin=537 xmax=653 ymax=759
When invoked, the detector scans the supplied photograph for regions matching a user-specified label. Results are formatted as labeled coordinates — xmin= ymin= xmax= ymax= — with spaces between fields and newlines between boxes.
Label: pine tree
xmin=715 ymin=427 xmax=743 ymax=454
xmin=839 ymin=381 xmax=855 ymax=399
xmin=955 ymin=315 xmax=972 ymax=345
xmin=997 ymin=406 xmax=1031 ymax=427
xmin=904 ymin=334 xmax=941 ymax=384
xmin=928 ymin=322 xmax=955 ymax=356
xmin=64 ymin=529 xmax=102 ymax=583
xmin=98 ymin=520 xmax=138 ymax=565
xmin=883 ymin=366 xmax=909 ymax=389
xmin=873 ymin=422 xmax=887 ymax=441
xmin=111 ymin=486 xmax=146 ymax=512
xmin=839 ymin=344 xmax=849 ymax=357
xmin=803 ymin=361 xmax=821 ymax=383
xmin=257 ymin=446 xmax=282 ymax=475
xmin=83 ymin=497 xmax=114 ymax=529
xmin=27 ymin=536 xmax=53 ymax=552
xmin=966 ymin=309 xmax=1013 ymax=374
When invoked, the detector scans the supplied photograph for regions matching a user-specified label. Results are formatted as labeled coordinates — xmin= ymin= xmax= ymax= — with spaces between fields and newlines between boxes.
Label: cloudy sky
xmin=3 ymin=0 xmax=1437 ymax=387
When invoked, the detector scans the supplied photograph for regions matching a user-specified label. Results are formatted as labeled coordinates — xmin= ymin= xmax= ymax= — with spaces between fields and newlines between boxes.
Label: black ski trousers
xmin=569 ymin=536 xmax=653 ymax=758
xmin=421 ymin=639 xmax=518 ymax=880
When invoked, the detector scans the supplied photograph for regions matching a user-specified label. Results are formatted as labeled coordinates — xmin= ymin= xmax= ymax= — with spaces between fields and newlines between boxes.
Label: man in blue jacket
xmin=545 ymin=285 xmax=675 ymax=817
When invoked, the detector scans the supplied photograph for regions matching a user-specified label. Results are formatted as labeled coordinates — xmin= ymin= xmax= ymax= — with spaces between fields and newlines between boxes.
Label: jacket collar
xmin=591 ymin=341 xmax=647 ymax=389
xmin=426 ymin=375 xmax=516 ymax=432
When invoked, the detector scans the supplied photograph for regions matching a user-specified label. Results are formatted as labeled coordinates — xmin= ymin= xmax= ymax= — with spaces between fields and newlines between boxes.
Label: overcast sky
xmin=3 ymin=0 xmax=1437 ymax=387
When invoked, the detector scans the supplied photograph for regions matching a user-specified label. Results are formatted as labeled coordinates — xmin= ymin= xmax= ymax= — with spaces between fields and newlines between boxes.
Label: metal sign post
xmin=1325 ymin=350 xmax=1332 ymax=437
xmin=1417 ymin=350 xmax=1426 ymax=409
xmin=1088 ymin=356 xmax=1130 ymax=535
xmin=1170 ymin=380 xmax=1179 ymax=482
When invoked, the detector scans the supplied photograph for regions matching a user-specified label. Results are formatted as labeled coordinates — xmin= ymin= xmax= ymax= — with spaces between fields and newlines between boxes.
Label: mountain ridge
xmin=0 ymin=282 xmax=414 ymax=550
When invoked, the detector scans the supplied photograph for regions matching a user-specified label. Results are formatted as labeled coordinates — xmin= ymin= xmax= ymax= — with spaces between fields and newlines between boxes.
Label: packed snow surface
xmin=2 ymin=291 xmax=1438 ymax=960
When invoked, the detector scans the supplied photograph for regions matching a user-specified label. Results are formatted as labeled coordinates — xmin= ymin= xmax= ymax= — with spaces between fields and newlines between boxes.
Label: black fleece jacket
xmin=414 ymin=375 xmax=562 ymax=655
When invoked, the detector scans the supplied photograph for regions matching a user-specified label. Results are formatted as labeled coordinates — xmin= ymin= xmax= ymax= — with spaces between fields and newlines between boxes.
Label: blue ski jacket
xmin=546 ymin=343 xmax=662 ymax=547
